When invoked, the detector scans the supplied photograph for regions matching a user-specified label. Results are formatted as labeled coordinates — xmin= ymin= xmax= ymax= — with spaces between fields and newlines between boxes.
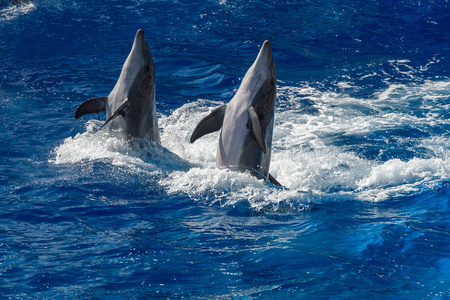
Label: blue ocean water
xmin=1 ymin=0 xmax=450 ymax=298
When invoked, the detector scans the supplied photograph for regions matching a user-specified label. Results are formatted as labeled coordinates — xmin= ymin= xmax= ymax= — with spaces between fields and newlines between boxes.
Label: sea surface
xmin=1 ymin=0 xmax=450 ymax=298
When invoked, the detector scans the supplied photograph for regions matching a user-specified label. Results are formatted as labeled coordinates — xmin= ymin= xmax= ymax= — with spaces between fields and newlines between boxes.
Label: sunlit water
xmin=1 ymin=0 xmax=450 ymax=298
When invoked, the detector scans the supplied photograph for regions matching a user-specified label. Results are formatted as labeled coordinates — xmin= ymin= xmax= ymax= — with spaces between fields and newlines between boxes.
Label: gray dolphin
xmin=190 ymin=41 xmax=281 ymax=186
xmin=75 ymin=29 xmax=161 ymax=144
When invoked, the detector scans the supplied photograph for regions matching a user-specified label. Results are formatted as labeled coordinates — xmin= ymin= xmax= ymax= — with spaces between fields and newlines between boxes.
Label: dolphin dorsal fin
xmin=75 ymin=96 xmax=108 ymax=119
xmin=248 ymin=106 xmax=266 ymax=153
xmin=190 ymin=104 xmax=227 ymax=143
xmin=100 ymin=99 xmax=131 ymax=130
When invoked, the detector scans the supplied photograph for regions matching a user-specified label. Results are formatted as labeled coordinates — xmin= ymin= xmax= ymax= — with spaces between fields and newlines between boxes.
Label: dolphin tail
xmin=100 ymin=99 xmax=131 ymax=130
xmin=190 ymin=104 xmax=227 ymax=143
xmin=268 ymin=173 xmax=282 ymax=187
xmin=75 ymin=96 xmax=108 ymax=119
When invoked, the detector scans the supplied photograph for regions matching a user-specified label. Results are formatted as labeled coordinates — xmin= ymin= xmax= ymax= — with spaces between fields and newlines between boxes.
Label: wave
xmin=53 ymin=79 xmax=450 ymax=210
xmin=52 ymin=120 xmax=192 ymax=174
xmin=0 ymin=1 xmax=35 ymax=21
xmin=0 ymin=0 xmax=84 ymax=21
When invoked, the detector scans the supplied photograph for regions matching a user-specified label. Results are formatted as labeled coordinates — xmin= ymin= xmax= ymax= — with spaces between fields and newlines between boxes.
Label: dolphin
xmin=75 ymin=29 xmax=161 ymax=144
xmin=190 ymin=41 xmax=281 ymax=186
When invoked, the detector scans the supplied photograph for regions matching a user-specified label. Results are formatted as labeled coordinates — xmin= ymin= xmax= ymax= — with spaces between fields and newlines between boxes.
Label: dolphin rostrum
xmin=75 ymin=29 xmax=161 ymax=144
xmin=190 ymin=41 xmax=281 ymax=186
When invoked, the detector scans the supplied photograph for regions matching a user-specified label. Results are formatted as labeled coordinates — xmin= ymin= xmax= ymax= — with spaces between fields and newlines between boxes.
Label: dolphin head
xmin=241 ymin=40 xmax=276 ymax=108
xmin=131 ymin=29 xmax=153 ymax=67
xmin=119 ymin=29 xmax=154 ymax=83
xmin=247 ymin=40 xmax=276 ymax=135
xmin=107 ymin=29 xmax=155 ymax=114
xmin=250 ymin=41 xmax=276 ymax=82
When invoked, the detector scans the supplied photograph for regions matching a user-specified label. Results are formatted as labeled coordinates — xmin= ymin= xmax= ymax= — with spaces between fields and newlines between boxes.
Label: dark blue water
xmin=1 ymin=0 xmax=450 ymax=298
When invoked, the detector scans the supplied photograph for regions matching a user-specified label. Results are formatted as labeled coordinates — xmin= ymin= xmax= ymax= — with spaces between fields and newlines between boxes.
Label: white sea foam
xmin=0 ymin=2 xmax=35 ymax=21
xmin=54 ymin=79 xmax=450 ymax=209
xmin=159 ymin=79 xmax=450 ymax=206
xmin=53 ymin=120 xmax=191 ymax=175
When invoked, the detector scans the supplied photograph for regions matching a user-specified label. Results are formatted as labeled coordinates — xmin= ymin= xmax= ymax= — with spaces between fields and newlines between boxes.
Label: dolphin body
xmin=190 ymin=41 xmax=281 ymax=186
xmin=75 ymin=29 xmax=161 ymax=144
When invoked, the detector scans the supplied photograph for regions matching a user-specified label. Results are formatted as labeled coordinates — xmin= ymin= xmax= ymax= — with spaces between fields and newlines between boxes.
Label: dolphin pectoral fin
xmin=248 ymin=106 xmax=266 ymax=153
xmin=268 ymin=173 xmax=282 ymax=187
xmin=75 ymin=96 xmax=108 ymax=119
xmin=100 ymin=99 xmax=131 ymax=130
xmin=190 ymin=104 xmax=227 ymax=143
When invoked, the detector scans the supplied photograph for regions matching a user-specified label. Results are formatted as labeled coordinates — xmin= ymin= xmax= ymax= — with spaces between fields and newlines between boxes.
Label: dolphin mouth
xmin=136 ymin=29 xmax=145 ymax=43
xmin=130 ymin=29 xmax=149 ymax=58
xmin=261 ymin=40 xmax=271 ymax=55
xmin=133 ymin=29 xmax=145 ymax=49
xmin=257 ymin=40 xmax=274 ymax=68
